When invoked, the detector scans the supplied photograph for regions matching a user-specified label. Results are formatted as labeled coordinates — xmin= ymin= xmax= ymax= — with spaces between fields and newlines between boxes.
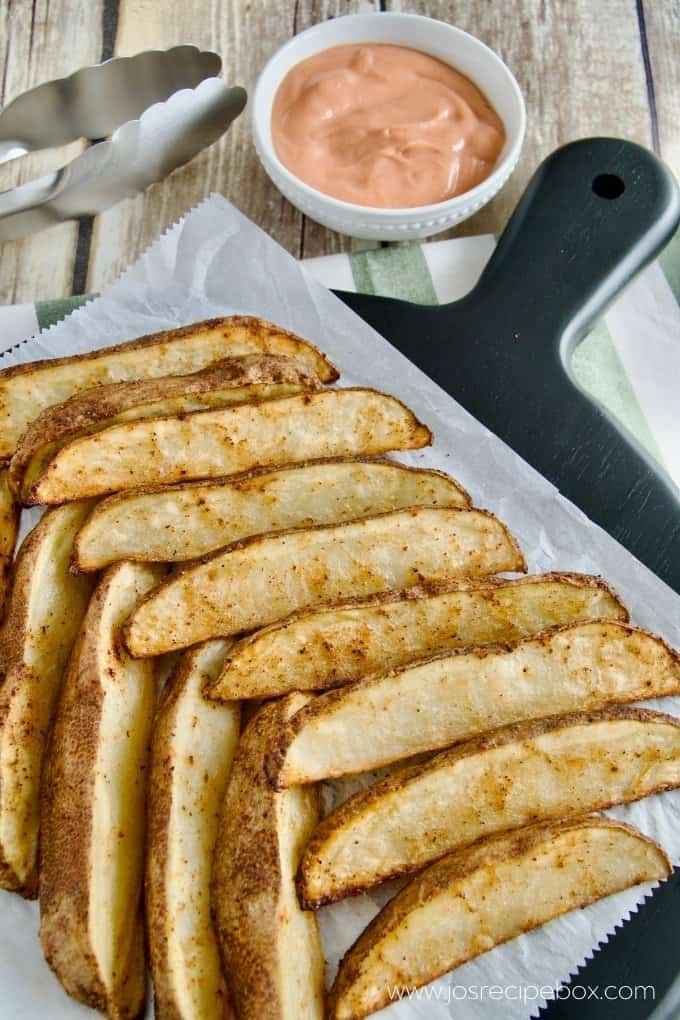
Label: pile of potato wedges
xmin=0 ymin=315 xmax=677 ymax=1020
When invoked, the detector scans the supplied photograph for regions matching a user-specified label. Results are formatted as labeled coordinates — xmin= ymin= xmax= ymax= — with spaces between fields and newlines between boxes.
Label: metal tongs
xmin=0 ymin=46 xmax=246 ymax=240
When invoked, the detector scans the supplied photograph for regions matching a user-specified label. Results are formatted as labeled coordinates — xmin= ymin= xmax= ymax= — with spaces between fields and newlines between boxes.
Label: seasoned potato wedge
xmin=147 ymin=640 xmax=240 ymax=1020
xmin=208 ymin=573 xmax=627 ymax=701
xmin=300 ymin=706 xmax=680 ymax=907
xmin=0 ymin=468 xmax=19 ymax=621
xmin=212 ymin=694 xmax=324 ymax=1020
xmin=125 ymin=507 xmax=525 ymax=657
xmin=327 ymin=817 xmax=670 ymax=1020
xmin=11 ymin=354 xmax=321 ymax=503
xmin=40 ymin=561 xmax=165 ymax=1019
xmin=0 ymin=316 xmax=337 ymax=461
xmin=30 ymin=388 xmax=432 ymax=504
xmin=268 ymin=620 xmax=680 ymax=787
xmin=0 ymin=502 xmax=95 ymax=896
xmin=74 ymin=458 xmax=470 ymax=571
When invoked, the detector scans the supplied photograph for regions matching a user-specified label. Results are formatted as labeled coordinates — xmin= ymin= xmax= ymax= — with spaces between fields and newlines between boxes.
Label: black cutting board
xmin=335 ymin=138 xmax=680 ymax=1020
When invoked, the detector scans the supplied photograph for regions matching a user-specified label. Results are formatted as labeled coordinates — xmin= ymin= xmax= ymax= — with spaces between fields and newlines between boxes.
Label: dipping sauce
xmin=271 ymin=43 xmax=505 ymax=209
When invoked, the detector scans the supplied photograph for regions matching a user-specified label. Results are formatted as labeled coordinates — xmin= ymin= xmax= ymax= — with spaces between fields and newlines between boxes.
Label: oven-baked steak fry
xmin=125 ymin=506 xmax=525 ymax=656
xmin=327 ymin=817 xmax=671 ymax=1020
xmin=0 ymin=501 xmax=95 ymax=897
xmin=10 ymin=353 xmax=321 ymax=503
xmin=146 ymin=639 xmax=240 ymax=1020
xmin=268 ymin=620 xmax=680 ymax=787
xmin=73 ymin=458 xmax=470 ymax=571
xmin=29 ymin=388 xmax=433 ymax=504
xmin=40 ymin=561 xmax=165 ymax=1019
xmin=0 ymin=468 xmax=19 ymax=621
xmin=212 ymin=694 xmax=324 ymax=1020
xmin=299 ymin=706 xmax=680 ymax=908
xmin=207 ymin=572 xmax=626 ymax=701
xmin=0 ymin=315 xmax=338 ymax=462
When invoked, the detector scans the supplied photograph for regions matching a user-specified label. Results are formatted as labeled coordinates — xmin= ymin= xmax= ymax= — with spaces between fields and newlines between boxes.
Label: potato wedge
xmin=300 ymin=706 xmax=680 ymax=907
xmin=0 ymin=468 xmax=19 ymax=621
xmin=30 ymin=388 xmax=432 ymax=505
xmin=74 ymin=458 xmax=470 ymax=571
xmin=212 ymin=694 xmax=324 ymax=1020
xmin=327 ymin=816 xmax=671 ymax=1020
xmin=10 ymin=354 xmax=321 ymax=503
xmin=147 ymin=640 xmax=240 ymax=1020
xmin=0 ymin=502 xmax=95 ymax=897
xmin=208 ymin=573 xmax=627 ymax=701
xmin=268 ymin=620 xmax=680 ymax=787
xmin=0 ymin=316 xmax=337 ymax=461
xmin=125 ymin=507 xmax=525 ymax=657
xmin=40 ymin=561 xmax=164 ymax=1019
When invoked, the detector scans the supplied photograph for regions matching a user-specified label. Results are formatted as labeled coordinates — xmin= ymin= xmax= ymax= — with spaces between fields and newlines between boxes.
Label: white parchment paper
xmin=0 ymin=194 xmax=678 ymax=1020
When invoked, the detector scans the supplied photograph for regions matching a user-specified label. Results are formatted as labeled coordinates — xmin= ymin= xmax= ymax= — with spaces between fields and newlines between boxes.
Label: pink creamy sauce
xmin=271 ymin=43 xmax=506 ymax=209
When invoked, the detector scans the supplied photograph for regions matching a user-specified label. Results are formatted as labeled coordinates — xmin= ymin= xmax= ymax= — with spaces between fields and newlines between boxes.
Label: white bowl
xmin=252 ymin=12 xmax=526 ymax=241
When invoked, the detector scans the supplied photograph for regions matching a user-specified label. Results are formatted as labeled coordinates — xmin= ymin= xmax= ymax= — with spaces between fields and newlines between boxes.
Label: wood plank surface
xmin=643 ymin=0 xmax=680 ymax=170
xmin=0 ymin=0 xmax=678 ymax=302
xmin=86 ymin=0 xmax=302 ymax=290
xmin=0 ymin=0 xmax=102 ymax=304
xmin=87 ymin=0 xmax=379 ymax=292
xmin=387 ymin=0 xmax=656 ymax=238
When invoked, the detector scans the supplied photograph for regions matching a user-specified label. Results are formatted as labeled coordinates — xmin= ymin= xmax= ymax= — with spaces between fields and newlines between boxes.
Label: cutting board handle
xmin=464 ymin=137 xmax=680 ymax=352
xmin=335 ymin=137 xmax=680 ymax=591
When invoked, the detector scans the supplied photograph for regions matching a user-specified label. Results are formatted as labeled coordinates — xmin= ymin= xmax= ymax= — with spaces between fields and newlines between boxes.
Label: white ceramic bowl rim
xmin=252 ymin=12 xmax=526 ymax=218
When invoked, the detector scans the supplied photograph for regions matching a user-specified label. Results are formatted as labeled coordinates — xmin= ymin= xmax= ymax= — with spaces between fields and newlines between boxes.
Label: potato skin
xmin=0 ymin=502 xmax=94 ymax=897
xmin=327 ymin=817 xmax=671 ymax=1020
xmin=0 ymin=315 xmax=338 ymax=461
xmin=30 ymin=388 xmax=433 ymax=505
xmin=0 ymin=468 xmax=19 ymax=622
xmin=212 ymin=695 xmax=324 ymax=1020
xmin=125 ymin=506 xmax=525 ymax=657
xmin=298 ymin=705 xmax=680 ymax=907
xmin=39 ymin=561 xmax=164 ymax=1020
xmin=10 ymin=352 xmax=321 ymax=503
xmin=146 ymin=640 xmax=239 ymax=1020
xmin=208 ymin=572 xmax=627 ymax=701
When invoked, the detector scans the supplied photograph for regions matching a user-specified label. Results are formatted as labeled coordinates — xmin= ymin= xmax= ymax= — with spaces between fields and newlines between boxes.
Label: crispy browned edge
xmin=0 ymin=468 xmax=19 ymax=625
xmin=0 ymin=508 xmax=68 ymax=896
xmin=265 ymin=620 xmax=680 ymax=790
xmin=39 ymin=566 xmax=156 ymax=1018
xmin=73 ymin=456 xmax=472 ymax=572
xmin=123 ymin=505 xmax=526 ymax=657
xmin=0 ymin=314 xmax=338 ymax=386
xmin=146 ymin=646 xmax=235 ymax=1020
xmin=28 ymin=387 xmax=434 ymax=507
xmin=299 ymin=705 xmax=680 ymax=908
xmin=206 ymin=572 xmax=628 ymax=700
xmin=327 ymin=815 xmax=671 ymax=1020
xmin=211 ymin=693 xmax=322 ymax=1020
xmin=9 ymin=353 xmax=322 ymax=500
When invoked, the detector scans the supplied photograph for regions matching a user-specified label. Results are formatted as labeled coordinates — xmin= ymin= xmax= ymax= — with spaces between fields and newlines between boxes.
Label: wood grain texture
xmin=0 ymin=0 xmax=102 ymax=304
xmin=86 ymin=0 xmax=300 ymax=290
xmin=0 ymin=1 xmax=678 ymax=298
xmin=387 ymin=0 xmax=656 ymax=238
xmin=87 ymin=0 xmax=378 ymax=292
xmin=643 ymin=0 xmax=680 ymax=172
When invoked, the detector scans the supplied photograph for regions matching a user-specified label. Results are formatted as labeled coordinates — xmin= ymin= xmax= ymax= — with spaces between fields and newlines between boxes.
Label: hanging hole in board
xmin=592 ymin=174 xmax=625 ymax=200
